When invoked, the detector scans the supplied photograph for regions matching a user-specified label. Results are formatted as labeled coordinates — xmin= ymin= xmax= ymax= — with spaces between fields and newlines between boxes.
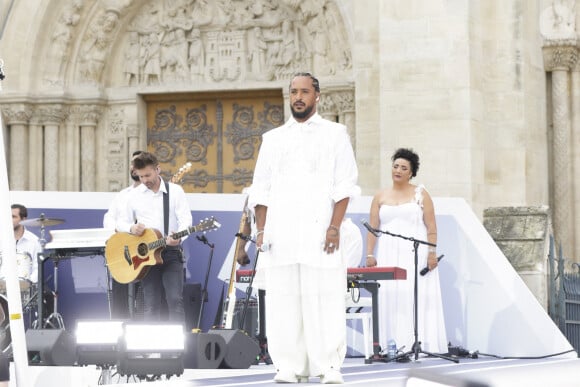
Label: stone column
xmin=542 ymin=42 xmax=578 ymax=257
xmin=78 ymin=106 xmax=101 ymax=192
xmin=29 ymin=112 xmax=45 ymax=191
xmin=37 ymin=105 xmax=65 ymax=191
xmin=3 ymin=105 xmax=32 ymax=190
xmin=573 ymin=59 xmax=580 ymax=261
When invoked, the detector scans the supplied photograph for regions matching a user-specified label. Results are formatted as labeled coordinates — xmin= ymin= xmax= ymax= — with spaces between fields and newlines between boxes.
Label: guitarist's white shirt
xmin=115 ymin=179 xmax=192 ymax=240
xmin=103 ymin=184 xmax=139 ymax=230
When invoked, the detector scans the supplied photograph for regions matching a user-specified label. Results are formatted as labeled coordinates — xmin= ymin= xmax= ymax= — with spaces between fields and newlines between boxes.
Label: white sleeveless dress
xmin=375 ymin=185 xmax=448 ymax=354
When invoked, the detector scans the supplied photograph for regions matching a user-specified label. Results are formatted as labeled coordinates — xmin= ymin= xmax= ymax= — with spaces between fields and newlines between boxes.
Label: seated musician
xmin=9 ymin=204 xmax=42 ymax=284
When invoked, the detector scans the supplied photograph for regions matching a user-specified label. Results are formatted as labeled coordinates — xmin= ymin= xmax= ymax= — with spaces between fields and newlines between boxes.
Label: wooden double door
xmin=145 ymin=90 xmax=284 ymax=193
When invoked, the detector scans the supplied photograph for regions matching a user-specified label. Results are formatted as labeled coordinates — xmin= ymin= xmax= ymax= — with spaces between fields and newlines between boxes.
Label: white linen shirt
xmin=103 ymin=184 xmax=139 ymax=229
xmin=247 ymin=113 xmax=360 ymax=269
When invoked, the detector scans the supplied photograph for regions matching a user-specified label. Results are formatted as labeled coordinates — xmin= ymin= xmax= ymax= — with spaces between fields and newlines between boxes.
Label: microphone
xmin=420 ymin=254 xmax=444 ymax=276
xmin=235 ymin=233 xmax=270 ymax=252
xmin=196 ymin=234 xmax=208 ymax=243
xmin=361 ymin=219 xmax=380 ymax=237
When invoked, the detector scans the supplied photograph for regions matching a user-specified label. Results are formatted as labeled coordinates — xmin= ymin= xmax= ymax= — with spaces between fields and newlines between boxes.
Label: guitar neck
xmin=172 ymin=223 xmax=207 ymax=239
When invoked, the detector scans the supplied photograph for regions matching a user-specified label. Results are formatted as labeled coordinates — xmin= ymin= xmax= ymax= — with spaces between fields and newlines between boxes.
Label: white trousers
xmin=265 ymin=264 xmax=346 ymax=377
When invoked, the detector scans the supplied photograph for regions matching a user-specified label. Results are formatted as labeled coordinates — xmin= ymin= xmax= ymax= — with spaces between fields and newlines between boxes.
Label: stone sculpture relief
xmin=43 ymin=0 xmax=83 ymax=86
xmin=540 ymin=0 xmax=577 ymax=41
xmin=67 ymin=0 xmax=351 ymax=86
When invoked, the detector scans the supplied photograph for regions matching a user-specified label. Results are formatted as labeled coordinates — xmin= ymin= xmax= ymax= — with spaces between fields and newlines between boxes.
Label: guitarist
xmin=103 ymin=150 xmax=143 ymax=319
xmin=115 ymin=152 xmax=192 ymax=323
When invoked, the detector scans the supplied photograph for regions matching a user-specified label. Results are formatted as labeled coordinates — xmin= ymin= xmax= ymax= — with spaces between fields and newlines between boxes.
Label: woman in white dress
xmin=365 ymin=148 xmax=448 ymax=355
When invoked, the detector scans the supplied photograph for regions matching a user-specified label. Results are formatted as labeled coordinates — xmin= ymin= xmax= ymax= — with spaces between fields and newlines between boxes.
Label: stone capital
xmin=2 ymin=104 xmax=33 ymax=124
xmin=542 ymin=41 xmax=579 ymax=71
xmin=32 ymin=104 xmax=67 ymax=125
xmin=69 ymin=105 xmax=103 ymax=126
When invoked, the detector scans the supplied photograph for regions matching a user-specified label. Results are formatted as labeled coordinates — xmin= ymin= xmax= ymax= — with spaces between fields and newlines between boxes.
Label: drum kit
xmin=0 ymin=214 xmax=64 ymax=356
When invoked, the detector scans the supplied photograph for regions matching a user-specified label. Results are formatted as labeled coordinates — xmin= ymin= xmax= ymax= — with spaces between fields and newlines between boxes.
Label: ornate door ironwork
xmin=145 ymin=90 xmax=284 ymax=193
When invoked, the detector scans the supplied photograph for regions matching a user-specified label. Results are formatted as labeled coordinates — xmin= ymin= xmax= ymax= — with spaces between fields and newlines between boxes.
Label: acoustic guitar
xmin=105 ymin=217 xmax=220 ymax=284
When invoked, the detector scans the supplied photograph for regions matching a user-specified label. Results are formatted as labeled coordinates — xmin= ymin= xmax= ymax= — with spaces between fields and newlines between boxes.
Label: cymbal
xmin=20 ymin=216 xmax=65 ymax=227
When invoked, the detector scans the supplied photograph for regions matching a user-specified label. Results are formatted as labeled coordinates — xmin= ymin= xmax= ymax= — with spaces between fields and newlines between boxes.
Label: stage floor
xmin=11 ymin=355 xmax=580 ymax=386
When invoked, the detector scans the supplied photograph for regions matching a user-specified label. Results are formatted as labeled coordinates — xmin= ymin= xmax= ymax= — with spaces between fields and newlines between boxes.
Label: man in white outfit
xmin=103 ymin=150 xmax=142 ymax=318
xmin=248 ymin=72 xmax=359 ymax=384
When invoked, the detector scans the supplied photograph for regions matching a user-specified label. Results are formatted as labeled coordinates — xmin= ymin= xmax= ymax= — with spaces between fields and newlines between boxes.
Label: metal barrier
xmin=548 ymin=235 xmax=580 ymax=354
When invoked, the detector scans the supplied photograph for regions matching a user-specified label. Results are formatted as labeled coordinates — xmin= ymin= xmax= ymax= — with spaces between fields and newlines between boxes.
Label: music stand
xmin=368 ymin=224 xmax=457 ymax=363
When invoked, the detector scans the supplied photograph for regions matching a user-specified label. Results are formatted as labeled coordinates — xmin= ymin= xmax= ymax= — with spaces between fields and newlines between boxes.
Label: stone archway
xmin=2 ymin=0 xmax=355 ymax=192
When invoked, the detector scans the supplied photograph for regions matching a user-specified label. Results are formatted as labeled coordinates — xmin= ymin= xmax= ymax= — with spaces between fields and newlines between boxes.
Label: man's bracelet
xmin=366 ymin=254 xmax=375 ymax=258
xmin=428 ymin=247 xmax=437 ymax=253
xmin=328 ymin=224 xmax=340 ymax=232
xmin=256 ymin=230 xmax=264 ymax=237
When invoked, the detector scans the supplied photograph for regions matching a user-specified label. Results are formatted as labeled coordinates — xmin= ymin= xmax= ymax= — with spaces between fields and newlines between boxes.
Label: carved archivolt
xmin=41 ymin=0 xmax=353 ymax=87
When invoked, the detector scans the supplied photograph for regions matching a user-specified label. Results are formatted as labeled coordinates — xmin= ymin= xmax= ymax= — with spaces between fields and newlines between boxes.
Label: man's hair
xmin=132 ymin=152 xmax=159 ymax=170
xmin=11 ymin=204 xmax=27 ymax=218
xmin=291 ymin=72 xmax=320 ymax=92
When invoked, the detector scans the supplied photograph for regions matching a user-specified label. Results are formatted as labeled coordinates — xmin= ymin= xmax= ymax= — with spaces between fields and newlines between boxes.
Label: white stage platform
xmin=8 ymin=355 xmax=580 ymax=386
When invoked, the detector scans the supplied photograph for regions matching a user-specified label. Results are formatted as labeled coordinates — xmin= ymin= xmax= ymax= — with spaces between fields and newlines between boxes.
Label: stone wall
xmin=483 ymin=206 xmax=552 ymax=309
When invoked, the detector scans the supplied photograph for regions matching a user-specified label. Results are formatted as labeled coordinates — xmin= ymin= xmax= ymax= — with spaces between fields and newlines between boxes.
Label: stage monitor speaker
xmin=183 ymin=283 xmax=202 ymax=331
xmin=183 ymin=332 xmax=226 ymax=369
xmin=208 ymin=329 xmax=260 ymax=369
xmin=26 ymin=329 xmax=77 ymax=366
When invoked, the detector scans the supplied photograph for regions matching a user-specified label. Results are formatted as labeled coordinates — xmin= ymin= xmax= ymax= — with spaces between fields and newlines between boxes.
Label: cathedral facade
xmin=1 ymin=0 xmax=580 ymax=264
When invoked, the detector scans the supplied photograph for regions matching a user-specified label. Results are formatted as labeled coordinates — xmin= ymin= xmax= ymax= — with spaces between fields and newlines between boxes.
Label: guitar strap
xmin=163 ymin=180 xmax=169 ymax=236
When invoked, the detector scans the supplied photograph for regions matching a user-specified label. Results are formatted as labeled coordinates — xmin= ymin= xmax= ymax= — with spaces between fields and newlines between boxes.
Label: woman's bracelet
xmin=366 ymin=254 xmax=375 ymax=258
xmin=256 ymin=230 xmax=264 ymax=237
xmin=428 ymin=247 xmax=437 ymax=253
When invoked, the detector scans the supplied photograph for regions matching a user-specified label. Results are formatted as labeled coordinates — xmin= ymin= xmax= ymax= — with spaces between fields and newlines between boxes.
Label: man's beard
xmin=291 ymin=104 xmax=314 ymax=120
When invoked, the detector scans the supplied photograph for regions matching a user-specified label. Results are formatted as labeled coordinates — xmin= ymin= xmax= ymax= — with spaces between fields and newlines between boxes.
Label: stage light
xmin=75 ymin=320 xmax=125 ymax=367
xmin=117 ymin=322 xmax=185 ymax=379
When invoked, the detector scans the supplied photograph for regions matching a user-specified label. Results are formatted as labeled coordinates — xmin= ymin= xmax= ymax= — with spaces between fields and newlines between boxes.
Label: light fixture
xmin=75 ymin=320 xmax=125 ymax=367
xmin=117 ymin=322 xmax=185 ymax=379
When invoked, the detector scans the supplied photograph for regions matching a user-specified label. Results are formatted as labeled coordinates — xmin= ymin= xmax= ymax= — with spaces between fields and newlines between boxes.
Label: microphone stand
xmin=366 ymin=223 xmax=457 ymax=364
xmin=235 ymin=233 xmax=272 ymax=364
xmin=196 ymin=234 xmax=214 ymax=330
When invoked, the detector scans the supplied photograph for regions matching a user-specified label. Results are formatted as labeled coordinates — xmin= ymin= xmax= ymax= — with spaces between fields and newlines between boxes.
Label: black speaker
xmin=183 ymin=332 xmax=226 ymax=369
xmin=26 ymin=329 xmax=77 ymax=366
xmin=208 ymin=329 xmax=260 ymax=369
xmin=183 ymin=283 xmax=202 ymax=331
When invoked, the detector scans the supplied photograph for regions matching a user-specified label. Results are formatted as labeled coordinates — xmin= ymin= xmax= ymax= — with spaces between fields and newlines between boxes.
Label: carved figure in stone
xmin=188 ymin=28 xmax=205 ymax=82
xmin=540 ymin=0 xmax=577 ymax=40
xmin=308 ymin=15 xmax=332 ymax=75
xmin=248 ymin=27 xmax=269 ymax=79
xmin=128 ymin=3 xmax=161 ymax=35
xmin=79 ymin=10 xmax=119 ymax=83
xmin=190 ymin=0 xmax=214 ymax=27
xmin=160 ymin=6 xmax=193 ymax=82
xmin=45 ymin=0 xmax=82 ymax=84
xmin=140 ymin=32 xmax=161 ymax=85
xmin=249 ymin=0 xmax=285 ymax=28
xmin=124 ymin=32 xmax=141 ymax=86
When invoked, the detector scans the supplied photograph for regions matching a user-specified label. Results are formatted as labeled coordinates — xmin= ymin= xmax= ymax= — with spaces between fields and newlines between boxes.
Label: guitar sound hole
xmin=137 ymin=243 xmax=148 ymax=256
